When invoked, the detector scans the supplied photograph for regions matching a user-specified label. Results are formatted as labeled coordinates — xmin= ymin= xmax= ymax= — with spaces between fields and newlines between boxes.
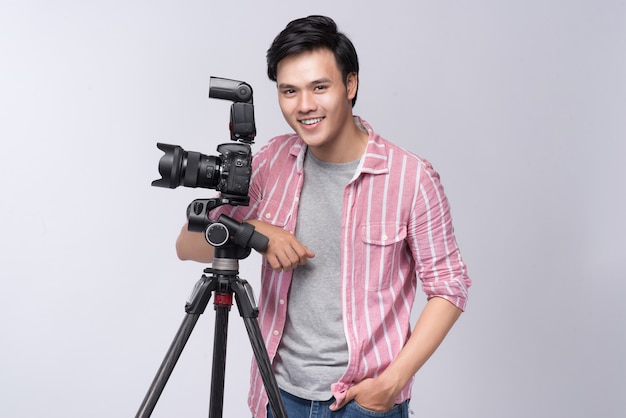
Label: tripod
xmin=136 ymin=217 xmax=287 ymax=418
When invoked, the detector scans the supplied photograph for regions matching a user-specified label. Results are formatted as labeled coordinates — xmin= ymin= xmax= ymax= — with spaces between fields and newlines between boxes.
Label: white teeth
xmin=300 ymin=117 xmax=323 ymax=125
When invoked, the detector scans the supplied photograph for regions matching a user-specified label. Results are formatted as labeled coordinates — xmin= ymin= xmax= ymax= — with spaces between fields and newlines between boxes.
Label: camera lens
xmin=184 ymin=150 xmax=221 ymax=189
xmin=152 ymin=143 xmax=183 ymax=188
xmin=152 ymin=143 xmax=222 ymax=189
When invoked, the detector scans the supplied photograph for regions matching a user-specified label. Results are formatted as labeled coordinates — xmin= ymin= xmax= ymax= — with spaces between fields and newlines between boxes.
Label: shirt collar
xmin=355 ymin=116 xmax=389 ymax=175
xmin=286 ymin=116 xmax=389 ymax=175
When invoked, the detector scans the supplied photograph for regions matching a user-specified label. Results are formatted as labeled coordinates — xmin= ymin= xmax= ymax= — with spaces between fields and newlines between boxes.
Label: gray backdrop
xmin=1 ymin=1 xmax=624 ymax=417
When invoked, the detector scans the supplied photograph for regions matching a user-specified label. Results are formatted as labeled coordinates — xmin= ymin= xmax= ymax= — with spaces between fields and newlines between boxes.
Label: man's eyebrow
xmin=310 ymin=77 xmax=332 ymax=85
xmin=277 ymin=78 xmax=333 ymax=90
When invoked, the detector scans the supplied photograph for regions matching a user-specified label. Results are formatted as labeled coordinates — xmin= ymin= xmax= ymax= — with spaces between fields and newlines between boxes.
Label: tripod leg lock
xmin=231 ymin=280 xmax=259 ymax=318
xmin=214 ymin=293 xmax=233 ymax=308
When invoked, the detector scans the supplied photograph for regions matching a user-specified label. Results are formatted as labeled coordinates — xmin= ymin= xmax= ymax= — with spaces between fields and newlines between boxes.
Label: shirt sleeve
xmin=409 ymin=160 xmax=471 ymax=311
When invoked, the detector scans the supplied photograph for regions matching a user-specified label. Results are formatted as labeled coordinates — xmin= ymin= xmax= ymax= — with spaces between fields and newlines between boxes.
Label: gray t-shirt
xmin=273 ymin=150 xmax=359 ymax=400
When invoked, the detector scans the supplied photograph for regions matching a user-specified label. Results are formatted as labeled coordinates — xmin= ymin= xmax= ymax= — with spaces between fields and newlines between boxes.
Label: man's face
xmin=275 ymin=48 xmax=358 ymax=161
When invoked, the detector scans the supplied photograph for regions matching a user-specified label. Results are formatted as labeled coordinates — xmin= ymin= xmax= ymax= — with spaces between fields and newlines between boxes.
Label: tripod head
xmin=186 ymin=198 xmax=268 ymax=261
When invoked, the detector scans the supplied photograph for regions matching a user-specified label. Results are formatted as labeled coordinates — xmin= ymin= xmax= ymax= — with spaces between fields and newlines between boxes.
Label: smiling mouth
xmin=299 ymin=117 xmax=324 ymax=125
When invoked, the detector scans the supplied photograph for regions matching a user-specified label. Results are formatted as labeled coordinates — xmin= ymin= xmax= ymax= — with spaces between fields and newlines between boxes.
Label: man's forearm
xmin=381 ymin=297 xmax=462 ymax=394
xmin=175 ymin=223 xmax=215 ymax=262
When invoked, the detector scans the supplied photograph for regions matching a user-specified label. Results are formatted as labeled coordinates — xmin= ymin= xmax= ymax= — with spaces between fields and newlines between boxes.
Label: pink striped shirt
xmin=212 ymin=117 xmax=471 ymax=418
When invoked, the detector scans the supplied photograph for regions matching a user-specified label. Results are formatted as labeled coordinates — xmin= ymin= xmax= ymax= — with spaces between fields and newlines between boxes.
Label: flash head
xmin=209 ymin=77 xmax=253 ymax=104
xmin=208 ymin=77 xmax=256 ymax=143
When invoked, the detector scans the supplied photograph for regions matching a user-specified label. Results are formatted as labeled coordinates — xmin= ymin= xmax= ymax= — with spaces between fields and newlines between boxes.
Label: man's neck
xmin=308 ymin=119 xmax=369 ymax=163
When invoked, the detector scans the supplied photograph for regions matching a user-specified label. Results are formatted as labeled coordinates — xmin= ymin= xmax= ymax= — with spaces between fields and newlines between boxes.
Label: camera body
xmin=212 ymin=142 xmax=252 ymax=202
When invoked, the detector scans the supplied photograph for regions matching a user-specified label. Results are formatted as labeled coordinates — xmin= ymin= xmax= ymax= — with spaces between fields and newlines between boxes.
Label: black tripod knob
xmin=206 ymin=223 xmax=229 ymax=247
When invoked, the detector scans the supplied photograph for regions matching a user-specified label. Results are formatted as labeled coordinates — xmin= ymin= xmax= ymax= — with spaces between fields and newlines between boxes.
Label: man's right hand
xmin=247 ymin=220 xmax=315 ymax=272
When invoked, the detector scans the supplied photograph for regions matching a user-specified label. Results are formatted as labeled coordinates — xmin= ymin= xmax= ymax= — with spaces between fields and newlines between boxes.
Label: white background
xmin=1 ymin=1 xmax=624 ymax=417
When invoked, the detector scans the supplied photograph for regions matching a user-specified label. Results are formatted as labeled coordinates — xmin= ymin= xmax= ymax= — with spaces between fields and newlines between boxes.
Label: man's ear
xmin=346 ymin=72 xmax=358 ymax=101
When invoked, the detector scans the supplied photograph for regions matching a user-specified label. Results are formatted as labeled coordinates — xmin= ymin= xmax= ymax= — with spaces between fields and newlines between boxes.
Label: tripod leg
xmin=209 ymin=305 xmax=230 ymax=418
xmin=136 ymin=313 xmax=201 ymax=418
xmin=230 ymin=279 xmax=287 ymax=418
xmin=242 ymin=317 xmax=288 ymax=418
xmin=137 ymin=275 xmax=216 ymax=418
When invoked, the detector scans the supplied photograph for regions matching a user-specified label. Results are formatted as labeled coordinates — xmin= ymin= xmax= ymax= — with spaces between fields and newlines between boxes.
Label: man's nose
xmin=298 ymin=91 xmax=316 ymax=113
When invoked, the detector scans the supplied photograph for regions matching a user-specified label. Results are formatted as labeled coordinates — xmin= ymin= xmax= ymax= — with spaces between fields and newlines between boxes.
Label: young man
xmin=176 ymin=15 xmax=471 ymax=418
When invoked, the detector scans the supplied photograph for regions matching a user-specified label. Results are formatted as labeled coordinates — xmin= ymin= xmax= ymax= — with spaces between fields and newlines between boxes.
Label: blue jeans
xmin=266 ymin=389 xmax=410 ymax=418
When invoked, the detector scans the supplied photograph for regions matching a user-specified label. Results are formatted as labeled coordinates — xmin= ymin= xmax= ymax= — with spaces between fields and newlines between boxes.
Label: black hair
xmin=266 ymin=15 xmax=360 ymax=107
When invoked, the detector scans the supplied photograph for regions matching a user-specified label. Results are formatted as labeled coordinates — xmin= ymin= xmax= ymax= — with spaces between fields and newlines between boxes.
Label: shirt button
xmin=279 ymin=299 xmax=285 ymax=305
xmin=294 ymin=196 xmax=299 ymax=202
xmin=382 ymin=234 xmax=388 ymax=241
xmin=273 ymin=330 xmax=280 ymax=336
xmin=265 ymin=213 xmax=272 ymax=219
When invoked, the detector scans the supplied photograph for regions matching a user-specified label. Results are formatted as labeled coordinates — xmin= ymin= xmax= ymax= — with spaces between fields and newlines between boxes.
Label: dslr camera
xmin=152 ymin=76 xmax=257 ymax=234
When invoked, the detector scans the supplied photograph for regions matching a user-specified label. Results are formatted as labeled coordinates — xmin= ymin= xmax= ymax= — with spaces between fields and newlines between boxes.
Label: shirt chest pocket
xmin=360 ymin=222 xmax=408 ymax=291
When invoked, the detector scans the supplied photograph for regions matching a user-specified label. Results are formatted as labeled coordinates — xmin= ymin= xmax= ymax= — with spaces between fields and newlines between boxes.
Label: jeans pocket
xmin=347 ymin=400 xmax=406 ymax=417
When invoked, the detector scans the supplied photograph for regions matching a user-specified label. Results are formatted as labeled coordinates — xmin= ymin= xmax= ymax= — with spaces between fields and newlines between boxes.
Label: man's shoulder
xmin=367 ymin=132 xmax=431 ymax=171
xmin=251 ymin=133 xmax=304 ymax=175
xmin=360 ymin=117 xmax=424 ymax=161
xmin=256 ymin=133 xmax=303 ymax=156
